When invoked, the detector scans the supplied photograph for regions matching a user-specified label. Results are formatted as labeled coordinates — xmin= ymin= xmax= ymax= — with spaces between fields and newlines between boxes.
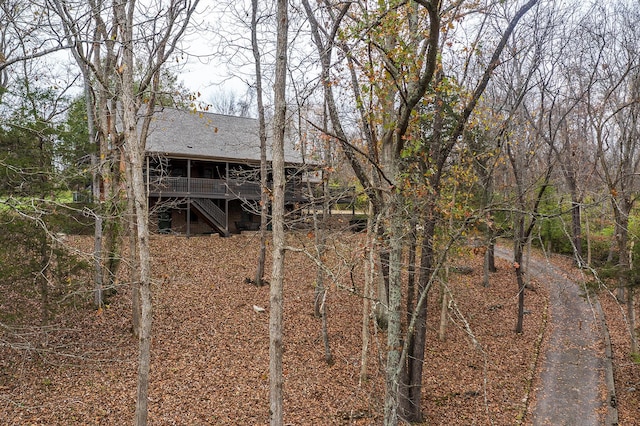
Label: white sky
xmin=175 ymin=50 xmax=250 ymax=105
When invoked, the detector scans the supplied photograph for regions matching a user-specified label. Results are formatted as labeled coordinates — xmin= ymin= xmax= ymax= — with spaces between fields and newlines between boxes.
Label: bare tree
xmin=208 ymin=88 xmax=253 ymax=117
xmin=302 ymin=0 xmax=540 ymax=423
xmin=250 ymin=0 xmax=270 ymax=288
xmin=584 ymin=1 xmax=640 ymax=353
xmin=52 ymin=0 xmax=199 ymax=423
xmin=269 ymin=0 xmax=288 ymax=424
xmin=0 ymin=0 xmax=72 ymax=102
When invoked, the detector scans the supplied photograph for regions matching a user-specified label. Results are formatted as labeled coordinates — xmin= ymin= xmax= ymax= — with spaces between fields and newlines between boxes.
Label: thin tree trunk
xmin=628 ymin=243 xmax=638 ymax=354
xmin=571 ymin=200 xmax=582 ymax=262
xmin=126 ymin=164 xmax=141 ymax=337
xmin=131 ymin=251 xmax=141 ymax=337
xmin=269 ymin=1 xmax=288 ymax=423
xmin=320 ymin=287 xmax=333 ymax=364
xmin=359 ymin=202 xmax=376 ymax=384
xmin=315 ymin=113 xmax=333 ymax=365
xmin=488 ymin=241 xmax=496 ymax=272
xmin=252 ymin=0 xmax=269 ymax=287
xmin=525 ymin=234 xmax=532 ymax=287
xmin=39 ymin=238 xmax=51 ymax=325
xmin=515 ymin=230 xmax=526 ymax=334
xmin=406 ymin=218 xmax=417 ymax=328
xmin=614 ymin=208 xmax=629 ymax=302
xmin=313 ymin=106 xmax=330 ymax=319
xmin=100 ymin=150 xmax=124 ymax=293
xmin=269 ymin=115 xmax=285 ymax=426
xmin=313 ymin=209 xmax=325 ymax=318
xmin=483 ymin=247 xmax=490 ymax=287
xmin=439 ymin=267 xmax=448 ymax=342
xmin=585 ymin=210 xmax=592 ymax=266
xmin=628 ymin=287 xmax=638 ymax=354
xmin=93 ymin=213 xmax=104 ymax=307
xmin=123 ymin=116 xmax=153 ymax=426
xmin=126 ymin=105 xmax=153 ymax=426
xmin=312 ymin=149 xmax=332 ymax=364
xmin=83 ymin=78 xmax=104 ymax=308
xmin=62 ymin=24 xmax=105 ymax=308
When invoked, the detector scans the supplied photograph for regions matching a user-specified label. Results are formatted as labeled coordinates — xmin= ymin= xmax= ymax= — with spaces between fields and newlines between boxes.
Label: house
xmin=144 ymin=108 xmax=312 ymax=236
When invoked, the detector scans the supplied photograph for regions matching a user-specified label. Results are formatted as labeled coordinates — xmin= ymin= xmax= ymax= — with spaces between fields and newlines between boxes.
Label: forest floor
xmin=0 ymin=230 xmax=638 ymax=425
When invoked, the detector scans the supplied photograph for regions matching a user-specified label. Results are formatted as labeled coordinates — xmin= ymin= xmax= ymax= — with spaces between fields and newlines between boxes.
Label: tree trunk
xmin=126 ymin=163 xmax=141 ymax=337
xmin=126 ymin=99 xmax=153 ymax=426
xmin=122 ymin=110 xmax=153 ymax=426
xmin=93 ymin=213 xmax=104 ymax=307
xmin=585 ymin=210 xmax=592 ymax=266
xmin=627 ymin=241 xmax=638 ymax=354
xmin=525 ymin=234 xmax=532 ymax=287
xmin=439 ymin=275 xmax=448 ymax=342
xmin=112 ymin=3 xmax=153 ymax=424
xmin=398 ymin=215 xmax=435 ymax=423
xmin=319 ymin=286 xmax=333 ymax=364
xmin=515 ymin=229 xmax=526 ymax=334
xmin=315 ymin=115 xmax=333 ymax=364
xmin=483 ymin=247 xmax=491 ymax=287
xmin=406 ymin=218 xmax=417 ymax=328
xmin=562 ymin=148 xmax=582 ymax=265
xmin=488 ymin=242 xmax=496 ymax=272
xmin=82 ymin=76 xmax=104 ymax=309
xmin=39 ymin=236 xmax=52 ymax=325
xmin=251 ymin=0 xmax=269 ymax=287
xmin=312 ymin=155 xmax=332 ymax=364
xmin=269 ymin=1 xmax=288 ymax=424
xmin=614 ymin=205 xmax=630 ymax=302
xmin=571 ymin=200 xmax=582 ymax=262
xmin=313 ymin=211 xmax=325 ymax=319
xmin=383 ymin=195 xmax=403 ymax=426
xmin=360 ymin=203 xmax=376 ymax=384
xmin=628 ymin=286 xmax=638 ymax=354
xmin=375 ymin=239 xmax=390 ymax=330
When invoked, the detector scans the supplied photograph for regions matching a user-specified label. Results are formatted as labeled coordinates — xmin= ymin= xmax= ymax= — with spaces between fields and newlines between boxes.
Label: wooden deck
xmin=147 ymin=177 xmax=305 ymax=202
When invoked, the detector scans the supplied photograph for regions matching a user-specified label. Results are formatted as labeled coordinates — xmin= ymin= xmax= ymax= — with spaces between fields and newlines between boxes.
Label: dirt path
xmin=495 ymin=246 xmax=617 ymax=425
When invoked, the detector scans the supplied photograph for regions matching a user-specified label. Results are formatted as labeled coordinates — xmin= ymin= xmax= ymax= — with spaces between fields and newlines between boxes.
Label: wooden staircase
xmin=192 ymin=198 xmax=229 ymax=237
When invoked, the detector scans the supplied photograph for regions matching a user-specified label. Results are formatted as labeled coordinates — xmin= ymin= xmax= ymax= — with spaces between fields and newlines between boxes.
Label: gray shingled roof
xmin=144 ymin=108 xmax=305 ymax=164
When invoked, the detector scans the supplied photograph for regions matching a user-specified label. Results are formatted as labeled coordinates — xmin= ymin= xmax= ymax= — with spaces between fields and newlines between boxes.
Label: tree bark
xmin=126 ymin=162 xmax=141 ymax=337
xmin=398 ymin=215 xmax=435 ymax=423
xmin=93 ymin=214 xmax=104 ymax=307
xmin=438 ymin=274 xmax=448 ymax=342
xmin=111 ymin=2 xmax=152 ymax=424
xmin=269 ymin=1 xmax=288 ymax=424
xmin=383 ymin=192 xmax=403 ymax=426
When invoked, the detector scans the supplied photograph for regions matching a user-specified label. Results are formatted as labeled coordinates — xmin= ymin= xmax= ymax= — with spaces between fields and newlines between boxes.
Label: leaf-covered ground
xmin=599 ymin=286 xmax=640 ymax=425
xmin=0 ymin=232 xmax=637 ymax=424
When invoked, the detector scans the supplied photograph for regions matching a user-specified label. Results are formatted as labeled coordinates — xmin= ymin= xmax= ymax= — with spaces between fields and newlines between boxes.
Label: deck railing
xmin=148 ymin=176 xmax=305 ymax=200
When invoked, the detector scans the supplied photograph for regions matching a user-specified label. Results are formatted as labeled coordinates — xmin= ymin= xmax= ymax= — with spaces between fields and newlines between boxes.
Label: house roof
xmin=144 ymin=108 xmax=306 ymax=164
